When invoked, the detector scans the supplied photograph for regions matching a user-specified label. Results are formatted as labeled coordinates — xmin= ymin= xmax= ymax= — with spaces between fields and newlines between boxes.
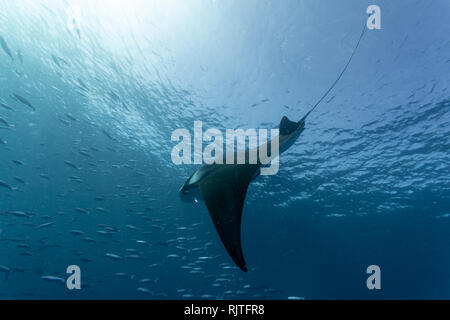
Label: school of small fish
xmin=0 ymin=22 xmax=301 ymax=300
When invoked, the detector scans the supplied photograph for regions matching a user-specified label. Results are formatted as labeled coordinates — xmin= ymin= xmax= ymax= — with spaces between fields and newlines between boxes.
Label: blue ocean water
xmin=0 ymin=0 xmax=449 ymax=299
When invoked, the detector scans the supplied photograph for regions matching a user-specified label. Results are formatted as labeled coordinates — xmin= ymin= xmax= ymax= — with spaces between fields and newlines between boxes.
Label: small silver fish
xmin=0 ymin=180 xmax=13 ymax=190
xmin=0 ymin=265 xmax=11 ymax=273
xmin=10 ymin=211 xmax=32 ymax=218
xmin=12 ymin=94 xmax=35 ymax=111
xmin=105 ymin=253 xmax=121 ymax=260
xmin=0 ymin=117 xmax=9 ymax=127
xmin=38 ymin=222 xmax=55 ymax=229
xmin=41 ymin=276 xmax=65 ymax=283
xmin=0 ymin=35 xmax=13 ymax=60
xmin=137 ymin=288 xmax=154 ymax=295
xmin=0 ymin=102 xmax=14 ymax=111
xmin=64 ymin=160 xmax=79 ymax=170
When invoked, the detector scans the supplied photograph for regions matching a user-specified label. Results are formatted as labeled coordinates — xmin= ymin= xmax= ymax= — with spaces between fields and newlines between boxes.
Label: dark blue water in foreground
xmin=0 ymin=0 xmax=449 ymax=299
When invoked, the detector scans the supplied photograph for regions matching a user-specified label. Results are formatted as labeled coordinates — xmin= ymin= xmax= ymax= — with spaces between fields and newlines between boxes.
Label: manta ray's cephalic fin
xmin=199 ymin=164 xmax=258 ymax=272
xmin=280 ymin=116 xmax=301 ymax=135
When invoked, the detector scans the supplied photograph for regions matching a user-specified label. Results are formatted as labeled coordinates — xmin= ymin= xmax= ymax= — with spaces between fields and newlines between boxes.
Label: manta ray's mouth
xmin=179 ymin=185 xmax=190 ymax=197
xmin=179 ymin=184 xmax=201 ymax=203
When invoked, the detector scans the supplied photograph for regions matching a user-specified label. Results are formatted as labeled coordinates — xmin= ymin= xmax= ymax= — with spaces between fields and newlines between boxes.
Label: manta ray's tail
xmin=301 ymin=23 xmax=367 ymax=122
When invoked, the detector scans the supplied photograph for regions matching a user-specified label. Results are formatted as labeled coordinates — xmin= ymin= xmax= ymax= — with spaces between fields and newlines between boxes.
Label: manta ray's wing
xmin=199 ymin=164 xmax=257 ymax=272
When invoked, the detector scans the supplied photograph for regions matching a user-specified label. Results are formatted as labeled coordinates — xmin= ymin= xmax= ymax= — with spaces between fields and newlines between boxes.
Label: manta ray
xmin=179 ymin=25 xmax=366 ymax=272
